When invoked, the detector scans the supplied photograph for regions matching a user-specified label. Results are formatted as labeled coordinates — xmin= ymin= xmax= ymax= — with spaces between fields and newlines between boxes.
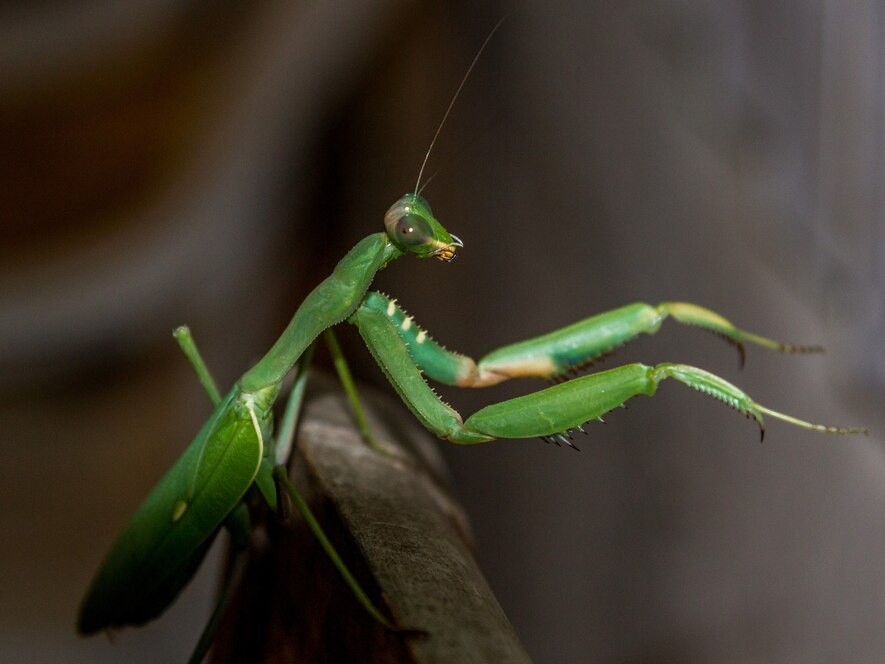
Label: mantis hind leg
xmin=273 ymin=467 xmax=395 ymax=629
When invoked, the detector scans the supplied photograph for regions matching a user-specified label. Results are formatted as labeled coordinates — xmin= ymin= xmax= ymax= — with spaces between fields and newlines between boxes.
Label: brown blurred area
xmin=1 ymin=2 xmax=883 ymax=662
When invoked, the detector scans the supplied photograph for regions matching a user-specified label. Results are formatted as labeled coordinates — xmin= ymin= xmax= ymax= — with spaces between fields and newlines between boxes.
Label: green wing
xmin=78 ymin=387 xmax=264 ymax=633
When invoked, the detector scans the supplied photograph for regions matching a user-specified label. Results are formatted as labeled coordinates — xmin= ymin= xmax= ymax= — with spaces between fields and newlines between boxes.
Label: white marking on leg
xmin=386 ymin=300 xmax=396 ymax=316
xmin=401 ymin=317 xmax=412 ymax=331
xmin=416 ymin=330 xmax=427 ymax=344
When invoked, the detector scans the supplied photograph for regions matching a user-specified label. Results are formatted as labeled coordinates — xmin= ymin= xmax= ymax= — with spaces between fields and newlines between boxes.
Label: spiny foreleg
xmin=349 ymin=302 xmax=492 ymax=444
xmin=362 ymin=292 xmax=822 ymax=388
xmin=350 ymin=300 xmax=865 ymax=446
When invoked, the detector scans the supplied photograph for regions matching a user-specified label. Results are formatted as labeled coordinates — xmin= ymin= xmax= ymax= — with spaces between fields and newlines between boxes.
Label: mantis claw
xmin=710 ymin=331 xmax=746 ymax=369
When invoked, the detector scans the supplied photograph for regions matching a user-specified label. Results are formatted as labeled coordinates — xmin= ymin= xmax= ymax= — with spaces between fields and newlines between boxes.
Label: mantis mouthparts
xmin=435 ymin=235 xmax=464 ymax=262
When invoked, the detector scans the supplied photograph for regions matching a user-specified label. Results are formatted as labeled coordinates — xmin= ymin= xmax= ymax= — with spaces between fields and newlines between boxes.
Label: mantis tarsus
xmin=77 ymin=27 xmax=867 ymax=659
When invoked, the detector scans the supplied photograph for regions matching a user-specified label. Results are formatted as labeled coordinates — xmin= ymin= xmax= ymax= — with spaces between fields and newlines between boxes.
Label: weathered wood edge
xmin=300 ymin=384 xmax=532 ymax=664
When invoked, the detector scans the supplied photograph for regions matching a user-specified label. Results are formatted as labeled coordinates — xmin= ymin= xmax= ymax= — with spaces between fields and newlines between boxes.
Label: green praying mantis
xmin=78 ymin=27 xmax=867 ymax=660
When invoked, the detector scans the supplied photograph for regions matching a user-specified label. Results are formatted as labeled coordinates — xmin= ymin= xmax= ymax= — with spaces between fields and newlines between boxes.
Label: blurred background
xmin=2 ymin=1 xmax=883 ymax=662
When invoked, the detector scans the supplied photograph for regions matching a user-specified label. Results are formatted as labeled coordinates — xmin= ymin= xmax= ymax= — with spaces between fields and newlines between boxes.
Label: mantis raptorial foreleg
xmin=362 ymin=292 xmax=822 ymax=388
xmin=351 ymin=298 xmax=865 ymax=446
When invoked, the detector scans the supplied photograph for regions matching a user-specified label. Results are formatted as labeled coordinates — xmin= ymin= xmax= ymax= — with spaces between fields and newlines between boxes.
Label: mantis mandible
xmin=77 ymin=24 xmax=867 ymax=658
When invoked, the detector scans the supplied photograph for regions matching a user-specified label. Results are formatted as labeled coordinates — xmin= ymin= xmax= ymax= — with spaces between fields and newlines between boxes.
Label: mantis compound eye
xmin=392 ymin=213 xmax=434 ymax=250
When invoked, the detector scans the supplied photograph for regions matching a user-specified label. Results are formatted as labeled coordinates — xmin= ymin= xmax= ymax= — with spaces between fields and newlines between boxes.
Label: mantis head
xmin=384 ymin=194 xmax=463 ymax=262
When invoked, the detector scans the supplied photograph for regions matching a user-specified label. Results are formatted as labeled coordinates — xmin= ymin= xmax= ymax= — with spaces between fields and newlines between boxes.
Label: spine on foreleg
xmin=362 ymin=291 xmax=479 ymax=386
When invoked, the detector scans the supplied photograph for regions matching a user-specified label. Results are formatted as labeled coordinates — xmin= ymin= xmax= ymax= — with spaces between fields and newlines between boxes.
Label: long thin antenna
xmin=413 ymin=16 xmax=507 ymax=195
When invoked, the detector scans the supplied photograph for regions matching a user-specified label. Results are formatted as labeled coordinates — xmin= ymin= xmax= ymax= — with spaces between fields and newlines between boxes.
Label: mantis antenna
xmin=413 ymin=16 xmax=507 ymax=195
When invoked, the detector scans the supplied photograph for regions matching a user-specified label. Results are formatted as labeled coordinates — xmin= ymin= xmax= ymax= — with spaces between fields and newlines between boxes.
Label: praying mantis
xmin=77 ymin=26 xmax=867 ymax=661
xmin=76 ymin=187 xmax=866 ymax=645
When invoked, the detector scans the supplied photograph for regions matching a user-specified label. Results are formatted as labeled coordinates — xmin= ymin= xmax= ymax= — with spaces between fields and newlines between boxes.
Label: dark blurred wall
xmin=2 ymin=2 xmax=882 ymax=662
